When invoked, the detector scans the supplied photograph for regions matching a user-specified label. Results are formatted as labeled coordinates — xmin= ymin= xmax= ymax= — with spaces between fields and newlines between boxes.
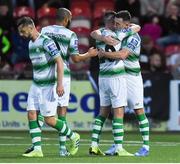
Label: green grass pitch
xmin=0 ymin=131 xmax=180 ymax=163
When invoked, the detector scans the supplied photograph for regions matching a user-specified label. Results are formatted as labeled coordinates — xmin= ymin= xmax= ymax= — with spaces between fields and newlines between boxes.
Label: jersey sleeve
xmin=43 ymin=38 xmax=60 ymax=60
xmin=95 ymin=28 xmax=103 ymax=48
xmin=117 ymin=28 xmax=135 ymax=41
xmin=99 ymin=28 xmax=104 ymax=34
xmin=123 ymin=35 xmax=141 ymax=54
xmin=41 ymin=27 xmax=49 ymax=36
xmin=69 ymin=32 xmax=79 ymax=55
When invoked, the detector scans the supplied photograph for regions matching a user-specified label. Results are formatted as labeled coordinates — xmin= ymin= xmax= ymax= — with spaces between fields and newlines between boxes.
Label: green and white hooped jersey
xmin=96 ymin=28 xmax=125 ymax=77
xmin=29 ymin=34 xmax=61 ymax=86
xmin=119 ymin=29 xmax=141 ymax=76
xmin=41 ymin=25 xmax=79 ymax=77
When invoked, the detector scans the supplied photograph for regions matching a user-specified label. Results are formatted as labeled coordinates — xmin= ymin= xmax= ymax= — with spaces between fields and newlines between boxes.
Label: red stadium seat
xmin=37 ymin=7 xmax=57 ymax=19
xmin=93 ymin=0 xmax=115 ymax=4
xmin=70 ymin=3 xmax=92 ymax=19
xmin=13 ymin=6 xmax=35 ymax=19
xmin=37 ymin=7 xmax=57 ymax=29
xmin=71 ymin=0 xmax=91 ymax=7
xmin=165 ymin=44 xmax=180 ymax=56
xmin=70 ymin=19 xmax=91 ymax=37
xmin=92 ymin=18 xmax=102 ymax=30
xmin=93 ymin=1 xmax=115 ymax=19
xmin=71 ymin=27 xmax=91 ymax=37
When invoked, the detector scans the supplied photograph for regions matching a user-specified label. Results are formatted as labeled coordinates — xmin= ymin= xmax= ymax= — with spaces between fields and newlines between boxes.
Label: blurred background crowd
xmin=0 ymin=0 xmax=180 ymax=81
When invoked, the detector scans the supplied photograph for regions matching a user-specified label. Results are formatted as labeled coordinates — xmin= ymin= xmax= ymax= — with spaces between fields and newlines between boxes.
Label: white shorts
xmin=27 ymin=83 xmax=58 ymax=117
xmin=99 ymin=76 xmax=127 ymax=108
xmin=57 ymin=77 xmax=70 ymax=107
xmin=126 ymin=74 xmax=144 ymax=109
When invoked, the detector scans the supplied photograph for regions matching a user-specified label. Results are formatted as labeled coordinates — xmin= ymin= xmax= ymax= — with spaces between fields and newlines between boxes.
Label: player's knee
xmin=44 ymin=116 xmax=55 ymax=127
xmin=134 ymin=108 xmax=144 ymax=115
xmin=28 ymin=110 xmax=37 ymax=120
xmin=100 ymin=110 xmax=110 ymax=118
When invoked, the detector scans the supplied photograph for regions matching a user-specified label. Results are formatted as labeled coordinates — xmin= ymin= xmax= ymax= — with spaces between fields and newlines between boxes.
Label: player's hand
xmin=56 ymin=84 xmax=64 ymax=97
xmin=102 ymin=36 xmax=119 ymax=46
xmin=88 ymin=47 xmax=98 ymax=57
xmin=98 ymin=49 xmax=105 ymax=58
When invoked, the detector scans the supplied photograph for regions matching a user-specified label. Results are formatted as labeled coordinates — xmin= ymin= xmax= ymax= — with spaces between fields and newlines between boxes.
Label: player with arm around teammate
xmin=98 ymin=11 xmax=150 ymax=157
xmin=37 ymin=8 xmax=98 ymax=156
xmin=89 ymin=11 xmax=135 ymax=157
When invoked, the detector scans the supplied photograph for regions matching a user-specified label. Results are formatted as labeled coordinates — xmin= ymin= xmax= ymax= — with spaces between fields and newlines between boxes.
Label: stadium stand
xmin=0 ymin=0 xmax=180 ymax=80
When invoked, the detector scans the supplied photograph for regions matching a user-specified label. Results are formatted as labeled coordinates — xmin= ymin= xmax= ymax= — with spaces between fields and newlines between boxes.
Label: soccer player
xmin=97 ymin=11 xmax=150 ymax=157
xmin=39 ymin=8 xmax=98 ymax=156
xmin=17 ymin=16 xmax=80 ymax=157
xmin=89 ymin=11 xmax=136 ymax=156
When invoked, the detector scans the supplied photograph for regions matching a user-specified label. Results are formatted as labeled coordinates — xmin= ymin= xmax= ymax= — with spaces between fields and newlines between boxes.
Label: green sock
xmin=37 ymin=113 xmax=44 ymax=127
xmin=91 ymin=115 xmax=106 ymax=147
xmin=29 ymin=120 xmax=42 ymax=151
xmin=58 ymin=116 xmax=66 ymax=150
xmin=54 ymin=119 xmax=74 ymax=139
xmin=137 ymin=113 xmax=149 ymax=150
xmin=113 ymin=118 xmax=124 ymax=150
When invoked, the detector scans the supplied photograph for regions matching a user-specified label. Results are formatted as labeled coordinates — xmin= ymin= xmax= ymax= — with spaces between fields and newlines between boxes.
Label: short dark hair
xmin=17 ymin=16 xmax=34 ymax=27
xmin=115 ymin=10 xmax=131 ymax=22
xmin=56 ymin=8 xmax=71 ymax=22
xmin=103 ymin=10 xmax=116 ymax=23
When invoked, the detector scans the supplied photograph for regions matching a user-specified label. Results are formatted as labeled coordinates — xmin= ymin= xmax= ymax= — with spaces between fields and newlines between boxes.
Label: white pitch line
xmin=0 ymin=143 xmax=180 ymax=147
xmin=0 ymin=136 xmax=25 ymax=139
xmin=0 ymin=136 xmax=180 ymax=146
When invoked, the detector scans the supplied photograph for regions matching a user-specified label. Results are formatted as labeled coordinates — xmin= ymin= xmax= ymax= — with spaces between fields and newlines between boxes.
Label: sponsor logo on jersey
xmin=47 ymin=43 xmax=56 ymax=51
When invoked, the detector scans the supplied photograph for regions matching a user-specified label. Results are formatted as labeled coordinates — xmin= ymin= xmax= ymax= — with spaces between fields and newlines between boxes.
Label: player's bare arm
xmin=98 ymin=48 xmax=130 ymax=60
xmin=55 ymin=56 xmax=64 ymax=97
xmin=129 ymin=24 xmax=141 ymax=33
xmin=91 ymin=30 xmax=119 ymax=46
xmin=71 ymin=47 xmax=98 ymax=63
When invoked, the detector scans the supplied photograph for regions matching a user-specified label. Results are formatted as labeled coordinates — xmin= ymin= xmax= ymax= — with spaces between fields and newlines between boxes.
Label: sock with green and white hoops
xmin=137 ymin=113 xmax=149 ymax=150
xmin=54 ymin=119 xmax=75 ymax=140
xmin=58 ymin=116 xmax=67 ymax=150
xmin=91 ymin=115 xmax=106 ymax=147
xmin=112 ymin=118 xmax=124 ymax=150
xmin=29 ymin=120 xmax=42 ymax=151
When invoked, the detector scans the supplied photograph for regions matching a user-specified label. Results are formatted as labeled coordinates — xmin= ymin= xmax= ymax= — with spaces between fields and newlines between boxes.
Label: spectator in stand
xmin=12 ymin=0 xmax=35 ymax=10
xmin=10 ymin=5 xmax=35 ymax=74
xmin=34 ymin=0 xmax=68 ymax=10
xmin=0 ymin=27 xmax=12 ymax=70
xmin=167 ymin=51 xmax=180 ymax=79
xmin=11 ymin=26 xmax=30 ymax=66
xmin=0 ymin=1 xmax=13 ymax=71
xmin=140 ymin=0 xmax=164 ymax=24
xmin=0 ymin=0 xmax=13 ymax=43
xmin=149 ymin=52 xmax=166 ymax=73
xmin=166 ymin=0 xmax=180 ymax=17
xmin=140 ymin=36 xmax=159 ymax=73
xmin=140 ymin=0 xmax=164 ymax=17
xmin=156 ymin=3 xmax=180 ymax=48
xmin=140 ymin=15 xmax=162 ymax=43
